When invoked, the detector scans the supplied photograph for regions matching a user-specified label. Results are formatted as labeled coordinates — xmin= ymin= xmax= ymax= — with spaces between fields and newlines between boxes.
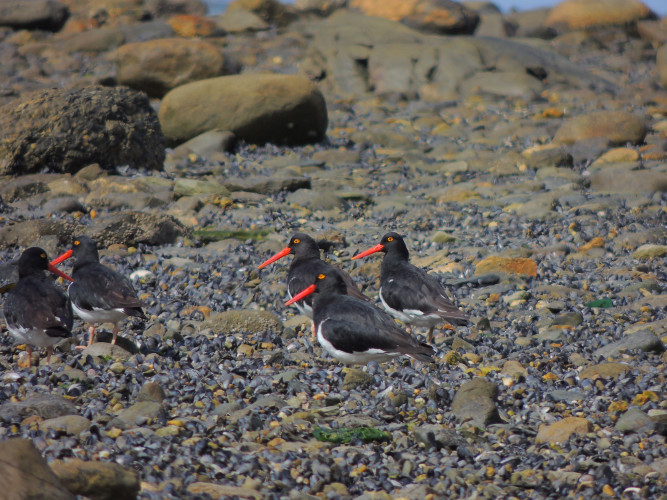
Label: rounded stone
xmin=553 ymin=111 xmax=647 ymax=146
xmin=158 ymin=74 xmax=328 ymax=146
xmin=116 ymin=38 xmax=225 ymax=98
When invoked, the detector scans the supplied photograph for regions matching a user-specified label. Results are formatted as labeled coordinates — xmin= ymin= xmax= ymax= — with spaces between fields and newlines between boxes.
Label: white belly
xmin=316 ymin=319 xmax=397 ymax=364
xmin=7 ymin=326 xmax=61 ymax=348
xmin=72 ymin=302 xmax=127 ymax=324
xmin=379 ymin=287 xmax=441 ymax=327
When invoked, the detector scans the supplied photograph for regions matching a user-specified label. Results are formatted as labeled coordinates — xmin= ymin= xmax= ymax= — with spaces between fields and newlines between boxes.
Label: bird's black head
xmin=288 ymin=233 xmax=320 ymax=258
xmin=17 ymin=247 xmax=51 ymax=277
xmin=312 ymin=270 xmax=347 ymax=295
xmin=17 ymin=247 xmax=73 ymax=282
xmin=71 ymin=236 xmax=100 ymax=263
xmin=379 ymin=232 xmax=409 ymax=258
xmin=284 ymin=269 xmax=347 ymax=305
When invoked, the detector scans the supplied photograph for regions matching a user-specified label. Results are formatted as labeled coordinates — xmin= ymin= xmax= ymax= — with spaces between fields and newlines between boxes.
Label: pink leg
xmin=77 ymin=324 xmax=96 ymax=349
xmin=46 ymin=345 xmax=54 ymax=365
xmin=112 ymin=324 xmax=119 ymax=345
xmin=88 ymin=324 xmax=96 ymax=347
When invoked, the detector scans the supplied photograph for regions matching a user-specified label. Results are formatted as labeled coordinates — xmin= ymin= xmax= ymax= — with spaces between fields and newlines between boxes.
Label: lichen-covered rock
xmin=50 ymin=459 xmax=140 ymax=500
xmin=0 ymin=86 xmax=165 ymax=175
xmin=85 ymin=211 xmax=191 ymax=247
xmin=198 ymin=309 xmax=284 ymax=335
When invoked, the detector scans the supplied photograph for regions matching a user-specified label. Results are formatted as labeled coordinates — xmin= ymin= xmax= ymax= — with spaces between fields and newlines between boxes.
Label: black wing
xmin=382 ymin=263 xmax=468 ymax=325
xmin=71 ymin=262 xmax=145 ymax=317
xmin=316 ymin=295 xmax=434 ymax=361
xmin=4 ymin=275 xmax=73 ymax=336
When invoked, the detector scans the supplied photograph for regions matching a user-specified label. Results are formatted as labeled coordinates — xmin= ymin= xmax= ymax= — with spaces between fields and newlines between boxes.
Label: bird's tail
xmin=408 ymin=342 xmax=435 ymax=363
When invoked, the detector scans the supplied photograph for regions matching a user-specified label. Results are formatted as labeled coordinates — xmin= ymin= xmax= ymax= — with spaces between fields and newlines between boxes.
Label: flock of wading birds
xmin=3 ymin=232 xmax=469 ymax=368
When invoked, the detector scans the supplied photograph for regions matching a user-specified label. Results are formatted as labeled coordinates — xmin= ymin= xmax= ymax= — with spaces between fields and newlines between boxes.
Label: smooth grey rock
xmin=173 ymin=129 xmax=236 ymax=158
xmin=136 ymin=382 xmax=166 ymax=403
xmin=413 ymin=424 xmax=468 ymax=450
xmin=451 ymin=378 xmax=500 ymax=426
xmin=0 ymin=438 xmax=74 ymax=500
xmin=594 ymin=330 xmax=665 ymax=359
xmin=0 ymin=0 xmax=68 ymax=31
xmin=615 ymin=408 xmax=656 ymax=434
xmin=159 ymin=74 xmax=327 ymax=146
xmin=40 ymin=415 xmax=92 ymax=435
xmin=61 ymin=27 xmax=125 ymax=53
xmin=81 ymin=343 xmax=133 ymax=361
xmin=111 ymin=401 xmax=165 ymax=429
xmin=0 ymin=394 xmax=78 ymax=423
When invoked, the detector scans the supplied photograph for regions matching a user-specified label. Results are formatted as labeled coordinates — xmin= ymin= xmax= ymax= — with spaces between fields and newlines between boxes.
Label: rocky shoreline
xmin=0 ymin=0 xmax=666 ymax=498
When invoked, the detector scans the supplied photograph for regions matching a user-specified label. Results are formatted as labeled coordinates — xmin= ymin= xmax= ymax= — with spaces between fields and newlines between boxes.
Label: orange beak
xmin=258 ymin=246 xmax=291 ymax=269
xmin=50 ymin=249 xmax=73 ymax=266
xmin=47 ymin=263 xmax=73 ymax=282
xmin=352 ymin=243 xmax=384 ymax=260
xmin=285 ymin=284 xmax=316 ymax=305
xmin=49 ymin=249 xmax=74 ymax=282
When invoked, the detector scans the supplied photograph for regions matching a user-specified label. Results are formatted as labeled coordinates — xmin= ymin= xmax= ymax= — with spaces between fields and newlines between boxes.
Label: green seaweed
xmin=585 ymin=298 xmax=613 ymax=308
xmin=313 ymin=426 xmax=392 ymax=444
xmin=193 ymin=228 xmax=272 ymax=243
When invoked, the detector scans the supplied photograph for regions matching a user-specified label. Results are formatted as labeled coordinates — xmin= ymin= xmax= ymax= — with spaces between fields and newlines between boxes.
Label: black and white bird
xmin=353 ymin=232 xmax=468 ymax=343
xmin=286 ymin=270 xmax=434 ymax=364
xmin=258 ymin=233 xmax=368 ymax=318
xmin=3 ymin=247 xmax=73 ymax=366
xmin=50 ymin=236 xmax=146 ymax=347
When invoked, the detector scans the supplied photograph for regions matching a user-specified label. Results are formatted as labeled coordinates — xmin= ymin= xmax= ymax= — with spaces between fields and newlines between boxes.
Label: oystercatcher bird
xmin=286 ymin=270 xmax=434 ymax=364
xmin=258 ymin=233 xmax=368 ymax=318
xmin=50 ymin=236 xmax=146 ymax=347
xmin=3 ymin=247 xmax=74 ymax=366
xmin=353 ymin=232 xmax=468 ymax=343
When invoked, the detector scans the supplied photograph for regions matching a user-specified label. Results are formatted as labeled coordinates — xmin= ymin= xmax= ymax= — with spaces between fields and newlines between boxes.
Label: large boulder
xmin=0 ymin=0 xmax=69 ymax=31
xmin=0 ymin=439 xmax=74 ymax=500
xmin=158 ymin=73 xmax=328 ymax=145
xmin=350 ymin=0 xmax=479 ymax=34
xmin=657 ymin=43 xmax=667 ymax=89
xmin=50 ymin=460 xmax=140 ymax=500
xmin=301 ymin=11 xmax=618 ymax=100
xmin=0 ymin=86 xmax=165 ymax=175
xmin=553 ymin=111 xmax=647 ymax=146
xmin=226 ymin=0 xmax=299 ymax=26
xmin=115 ymin=38 xmax=225 ymax=97
xmin=545 ymin=0 xmax=656 ymax=31
xmin=85 ymin=211 xmax=191 ymax=247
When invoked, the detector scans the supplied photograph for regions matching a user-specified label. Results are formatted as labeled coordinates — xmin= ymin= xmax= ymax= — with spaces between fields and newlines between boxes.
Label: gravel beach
xmin=0 ymin=0 xmax=666 ymax=498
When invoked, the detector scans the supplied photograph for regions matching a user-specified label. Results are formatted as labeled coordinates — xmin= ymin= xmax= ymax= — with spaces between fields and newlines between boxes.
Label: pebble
xmin=535 ymin=417 xmax=591 ymax=444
